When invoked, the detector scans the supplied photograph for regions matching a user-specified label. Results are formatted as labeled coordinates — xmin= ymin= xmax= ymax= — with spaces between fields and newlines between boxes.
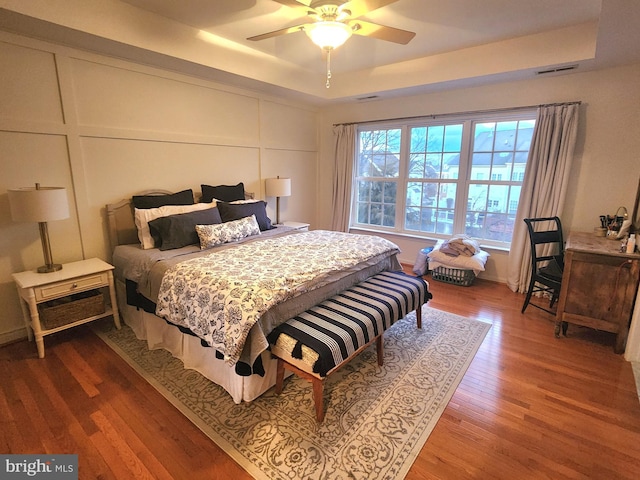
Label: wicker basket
xmin=39 ymin=289 xmax=105 ymax=330
xmin=431 ymin=266 xmax=476 ymax=287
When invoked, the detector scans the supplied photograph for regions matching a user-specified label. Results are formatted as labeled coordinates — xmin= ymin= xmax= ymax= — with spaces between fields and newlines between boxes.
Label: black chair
xmin=521 ymin=217 xmax=565 ymax=318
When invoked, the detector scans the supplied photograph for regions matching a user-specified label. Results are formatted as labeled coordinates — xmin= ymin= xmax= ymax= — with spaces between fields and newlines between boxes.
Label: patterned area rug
xmin=94 ymin=307 xmax=490 ymax=479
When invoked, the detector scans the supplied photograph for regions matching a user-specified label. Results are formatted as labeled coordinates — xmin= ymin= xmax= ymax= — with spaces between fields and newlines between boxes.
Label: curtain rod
xmin=332 ymin=101 xmax=582 ymax=127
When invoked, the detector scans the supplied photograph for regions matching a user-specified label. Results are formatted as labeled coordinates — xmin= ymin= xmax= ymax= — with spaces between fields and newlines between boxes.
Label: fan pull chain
xmin=326 ymin=49 xmax=332 ymax=88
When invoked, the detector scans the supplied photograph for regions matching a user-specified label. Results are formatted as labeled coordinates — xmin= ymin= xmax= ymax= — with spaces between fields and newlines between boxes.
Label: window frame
xmin=350 ymin=109 xmax=537 ymax=248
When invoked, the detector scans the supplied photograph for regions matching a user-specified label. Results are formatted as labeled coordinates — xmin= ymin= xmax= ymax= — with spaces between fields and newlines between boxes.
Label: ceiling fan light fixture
xmin=305 ymin=21 xmax=352 ymax=50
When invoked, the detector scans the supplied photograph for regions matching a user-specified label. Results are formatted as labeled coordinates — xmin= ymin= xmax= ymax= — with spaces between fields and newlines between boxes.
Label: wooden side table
xmin=12 ymin=258 xmax=121 ymax=358
xmin=279 ymin=221 xmax=310 ymax=231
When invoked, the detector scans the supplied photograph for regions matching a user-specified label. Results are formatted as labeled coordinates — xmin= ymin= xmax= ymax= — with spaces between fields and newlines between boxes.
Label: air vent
xmin=356 ymin=95 xmax=380 ymax=101
xmin=536 ymin=64 xmax=579 ymax=75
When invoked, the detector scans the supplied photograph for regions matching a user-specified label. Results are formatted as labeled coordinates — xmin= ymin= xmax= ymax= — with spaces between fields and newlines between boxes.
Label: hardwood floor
xmin=2 ymin=271 xmax=639 ymax=479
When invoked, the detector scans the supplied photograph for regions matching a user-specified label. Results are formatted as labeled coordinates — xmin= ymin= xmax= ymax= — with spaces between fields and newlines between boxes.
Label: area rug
xmin=94 ymin=307 xmax=491 ymax=479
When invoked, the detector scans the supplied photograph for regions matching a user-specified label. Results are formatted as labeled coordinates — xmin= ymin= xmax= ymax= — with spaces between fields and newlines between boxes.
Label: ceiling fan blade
xmin=247 ymin=23 xmax=309 ymax=41
xmin=272 ymin=0 xmax=320 ymax=20
xmin=341 ymin=0 xmax=399 ymax=18
xmin=272 ymin=0 xmax=312 ymax=8
xmin=350 ymin=19 xmax=415 ymax=44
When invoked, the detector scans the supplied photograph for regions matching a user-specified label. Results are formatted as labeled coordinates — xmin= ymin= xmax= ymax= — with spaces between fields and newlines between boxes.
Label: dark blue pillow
xmin=148 ymin=207 xmax=222 ymax=250
xmin=217 ymin=201 xmax=273 ymax=231
xmin=132 ymin=189 xmax=194 ymax=209
xmin=201 ymin=183 xmax=245 ymax=203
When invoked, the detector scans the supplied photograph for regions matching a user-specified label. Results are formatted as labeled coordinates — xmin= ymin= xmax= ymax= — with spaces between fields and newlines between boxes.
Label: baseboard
xmin=0 ymin=327 xmax=28 ymax=346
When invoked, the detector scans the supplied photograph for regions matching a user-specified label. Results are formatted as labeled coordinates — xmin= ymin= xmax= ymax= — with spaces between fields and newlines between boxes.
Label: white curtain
xmin=331 ymin=124 xmax=357 ymax=232
xmin=507 ymin=103 xmax=580 ymax=293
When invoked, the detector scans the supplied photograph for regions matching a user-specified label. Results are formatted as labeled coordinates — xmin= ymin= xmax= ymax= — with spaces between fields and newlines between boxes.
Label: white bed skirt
xmin=115 ymin=280 xmax=282 ymax=404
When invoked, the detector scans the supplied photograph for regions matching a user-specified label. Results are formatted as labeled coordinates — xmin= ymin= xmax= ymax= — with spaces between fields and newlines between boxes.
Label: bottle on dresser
xmin=627 ymin=233 xmax=636 ymax=254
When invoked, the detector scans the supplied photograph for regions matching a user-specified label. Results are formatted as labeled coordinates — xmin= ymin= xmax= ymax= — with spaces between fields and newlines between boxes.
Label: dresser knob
xmin=72 ymin=283 xmax=78 ymax=289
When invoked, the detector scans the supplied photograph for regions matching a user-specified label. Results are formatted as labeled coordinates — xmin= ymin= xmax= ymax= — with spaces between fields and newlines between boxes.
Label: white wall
xmin=317 ymin=63 xmax=640 ymax=282
xmin=0 ymin=31 xmax=319 ymax=344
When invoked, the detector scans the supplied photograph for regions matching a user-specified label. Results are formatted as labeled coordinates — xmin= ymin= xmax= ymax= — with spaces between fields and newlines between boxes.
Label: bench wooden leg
xmin=311 ymin=377 xmax=325 ymax=422
xmin=416 ymin=303 xmax=422 ymax=329
xmin=376 ymin=335 xmax=383 ymax=366
xmin=275 ymin=358 xmax=284 ymax=394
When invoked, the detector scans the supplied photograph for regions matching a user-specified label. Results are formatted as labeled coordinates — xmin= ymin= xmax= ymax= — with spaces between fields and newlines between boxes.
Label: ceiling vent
xmin=536 ymin=64 xmax=579 ymax=75
xmin=356 ymin=95 xmax=380 ymax=101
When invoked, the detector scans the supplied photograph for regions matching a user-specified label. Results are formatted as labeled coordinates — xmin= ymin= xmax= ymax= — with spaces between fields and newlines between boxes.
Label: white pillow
xmin=428 ymin=248 xmax=489 ymax=271
xmin=134 ymin=202 xmax=214 ymax=249
xmin=196 ymin=215 xmax=261 ymax=249
xmin=427 ymin=240 xmax=490 ymax=272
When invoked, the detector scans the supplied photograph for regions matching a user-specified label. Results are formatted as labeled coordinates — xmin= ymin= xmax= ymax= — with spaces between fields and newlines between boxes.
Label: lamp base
xmin=37 ymin=264 xmax=62 ymax=273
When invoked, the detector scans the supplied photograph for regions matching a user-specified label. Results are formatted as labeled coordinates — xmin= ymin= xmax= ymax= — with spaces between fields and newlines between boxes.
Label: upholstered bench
xmin=267 ymin=270 xmax=431 ymax=422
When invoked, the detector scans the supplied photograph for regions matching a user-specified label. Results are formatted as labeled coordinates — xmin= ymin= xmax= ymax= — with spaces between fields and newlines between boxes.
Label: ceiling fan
xmin=248 ymin=0 xmax=416 ymax=87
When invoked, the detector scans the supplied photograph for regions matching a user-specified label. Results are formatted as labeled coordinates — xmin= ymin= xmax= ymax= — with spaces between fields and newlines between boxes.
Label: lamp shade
xmin=306 ymin=21 xmax=352 ymax=50
xmin=265 ymin=177 xmax=292 ymax=198
xmin=8 ymin=186 xmax=70 ymax=223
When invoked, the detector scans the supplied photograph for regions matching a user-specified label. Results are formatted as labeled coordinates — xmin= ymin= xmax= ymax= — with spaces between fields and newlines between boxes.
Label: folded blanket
xmin=439 ymin=234 xmax=480 ymax=257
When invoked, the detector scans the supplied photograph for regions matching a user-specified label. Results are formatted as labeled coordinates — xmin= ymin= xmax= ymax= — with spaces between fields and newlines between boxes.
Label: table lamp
xmin=8 ymin=183 xmax=70 ymax=273
xmin=265 ymin=177 xmax=291 ymax=225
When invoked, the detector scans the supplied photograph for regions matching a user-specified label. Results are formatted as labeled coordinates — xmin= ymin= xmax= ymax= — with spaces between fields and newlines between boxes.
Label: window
xmin=352 ymin=111 xmax=536 ymax=247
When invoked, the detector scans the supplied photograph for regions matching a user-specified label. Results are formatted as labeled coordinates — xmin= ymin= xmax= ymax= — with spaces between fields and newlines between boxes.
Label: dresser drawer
xmin=34 ymin=272 xmax=109 ymax=302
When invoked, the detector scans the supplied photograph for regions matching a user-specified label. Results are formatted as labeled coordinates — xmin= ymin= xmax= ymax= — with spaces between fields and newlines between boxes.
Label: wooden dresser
xmin=556 ymin=232 xmax=640 ymax=353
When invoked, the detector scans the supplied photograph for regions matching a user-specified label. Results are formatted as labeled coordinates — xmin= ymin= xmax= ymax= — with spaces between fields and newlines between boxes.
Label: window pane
xmin=420 ymin=208 xmax=436 ymax=233
xmin=468 ymin=183 xmax=488 ymax=211
xmin=426 ymin=154 xmax=443 ymax=179
xmin=410 ymin=127 xmax=426 ymax=151
xmin=488 ymin=185 xmax=509 ymax=213
xmin=357 ymin=180 xmax=370 ymax=201
xmin=357 ymin=203 xmax=369 ymax=223
xmin=494 ymin=121 xmax=518 ymax=148
xmin=444 ymin=124 xmax=463 ymax=151
xmin=426 ymin=126 xmax=444 ymax=152
xmin=443 ymin=153 xmax=459 ymax=180
xmin=492 ymin=152 xmax=513 ymax=180
xmin=471 ymin=153 xmax=491 ymax=179
xmin=408 ymin=153 xmax=425 ymax=178
xmin=405 ymin=207 xmax=420 ymax=230
xmin=485 ymin=213 xmax=514 ymax=242
xmin=516 ymin=120 xmax=535 ymax=149
xmin=508 ymin=185 xmax=521 ymax=213
xmin=358 ymin=129 xmax=401 ymax=178
xmin=383 ymin=204 xmax=396 ymax=227
xmin=406 ymin=181 xmax=422 ymax=207
xmin=370 ymin=204 xmax=382 ymax=226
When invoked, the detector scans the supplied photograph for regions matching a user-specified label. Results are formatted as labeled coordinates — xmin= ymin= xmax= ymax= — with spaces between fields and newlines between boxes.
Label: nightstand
xmin=279 ymin=221 xmax=310 ymax=231
xmin=12 ymin=258 xmax=121 ymax=358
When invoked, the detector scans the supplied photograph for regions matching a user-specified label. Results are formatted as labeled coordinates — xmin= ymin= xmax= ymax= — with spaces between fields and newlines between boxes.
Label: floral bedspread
xmin=155 ymin=230 xmax=400 ymax=366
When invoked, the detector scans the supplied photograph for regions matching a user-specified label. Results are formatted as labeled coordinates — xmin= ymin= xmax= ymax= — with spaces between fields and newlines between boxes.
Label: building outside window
xmin=352 ymin=110 xmax=536 ymax=247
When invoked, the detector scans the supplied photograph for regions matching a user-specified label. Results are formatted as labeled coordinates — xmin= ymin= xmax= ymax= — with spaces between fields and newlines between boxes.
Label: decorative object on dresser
xmin=632 ymin=174 xmax=640 ymax=234
xmin=12 ymin=258 xmax=121 ymax=358
xmin=7 ymin=183 xmax=70 ymax=273
xmin=265 ymin=176 xmax=291 ymax=224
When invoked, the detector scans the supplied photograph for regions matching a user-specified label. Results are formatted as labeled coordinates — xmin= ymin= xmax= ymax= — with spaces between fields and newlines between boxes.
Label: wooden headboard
xmin=106 ymin=190 xmax=173 ymax=250
xmin=105 ymin=189 xmax=256 ymax=251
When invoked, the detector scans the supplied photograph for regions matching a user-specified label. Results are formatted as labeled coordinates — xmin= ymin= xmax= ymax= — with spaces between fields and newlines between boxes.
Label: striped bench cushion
xmin=267 ymin=271 xmax=430 ymax=377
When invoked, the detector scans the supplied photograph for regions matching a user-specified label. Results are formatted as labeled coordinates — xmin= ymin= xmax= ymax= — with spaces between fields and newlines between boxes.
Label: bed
xmin=106 ymin=188 xmax=402 ymax=403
